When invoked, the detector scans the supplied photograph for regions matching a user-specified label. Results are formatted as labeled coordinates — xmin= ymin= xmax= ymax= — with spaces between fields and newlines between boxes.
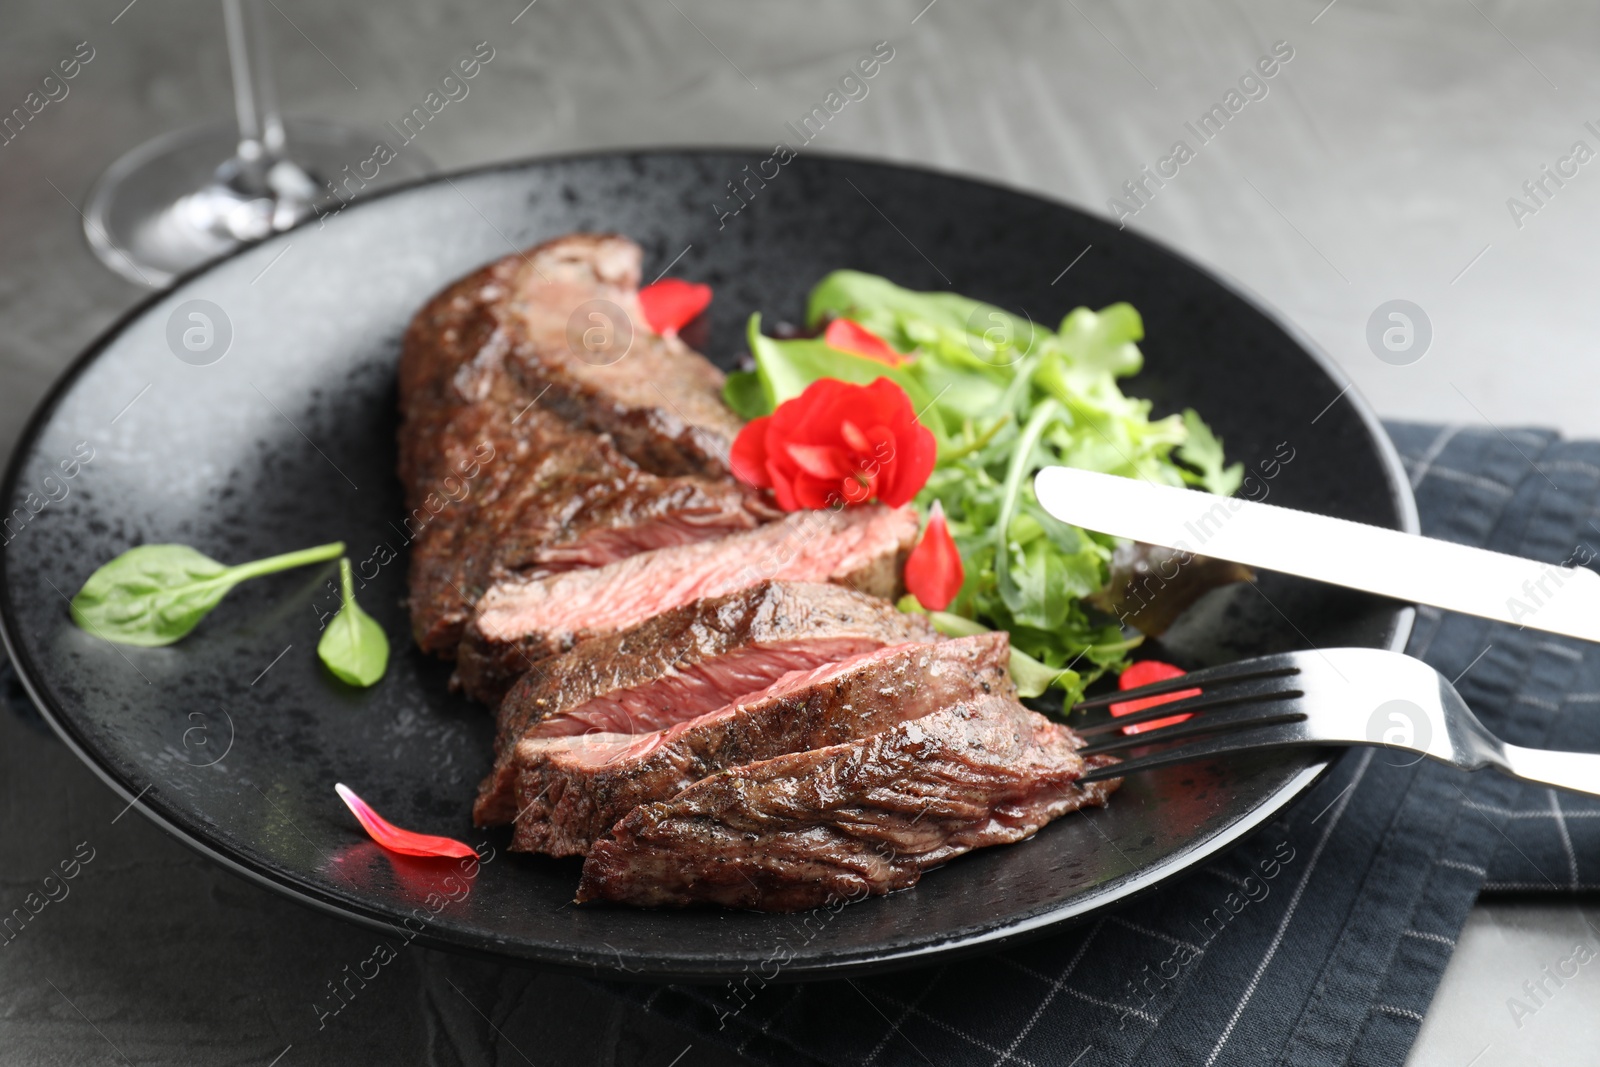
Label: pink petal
xmin=785 ymin=441 xmax=851 ymax=480
xmin=903 ymin=500 xmax=964 ymax=610
xmin=839 ymin=418 xmax=873 ymax=456
xmin=637 ymin=279 xmax=712 ymax=335
xmin=336 ymin=783 xmax=476 ymax=859
xmin=823 ymin=319 xmax=907 ymax=366
xmin=1109 ymin=661 xmax=1200 ymax=735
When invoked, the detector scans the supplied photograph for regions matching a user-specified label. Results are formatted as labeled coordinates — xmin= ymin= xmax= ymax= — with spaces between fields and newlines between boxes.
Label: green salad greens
xmin=726 ymin=271 xmax=1242 ymax=704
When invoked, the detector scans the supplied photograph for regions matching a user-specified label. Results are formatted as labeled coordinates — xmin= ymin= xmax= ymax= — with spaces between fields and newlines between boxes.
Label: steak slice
xmin=504 ymin=633 xmax=1013 ymax=856
xmin=472 ymin=581 xmax=936 ymax=825
xmin=502 ymin=233 xmax=744 ymax=479
xmin=397 ymin=234 xmax=773 ymax=654
xmin=576 ymin=696 xmax=1119 ymax=911
xmin=456 ymin=504 xmax=919 ymax=702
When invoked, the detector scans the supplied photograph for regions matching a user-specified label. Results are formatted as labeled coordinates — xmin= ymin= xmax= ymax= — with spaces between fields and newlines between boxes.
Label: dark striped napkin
xmin=614 ymin=423 xmax=1600 ymax=1066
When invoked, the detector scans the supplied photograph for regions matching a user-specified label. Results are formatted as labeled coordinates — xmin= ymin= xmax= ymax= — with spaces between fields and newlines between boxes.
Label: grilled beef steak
xmin=497 ymin=238 xmax=744 ymax=479
xmin=472 ymin=581 xmax=935 ymax=825
xmin=397 ymin=234 xmax=772 ymax=654
xmin=455 ymin=504 xmax=918 ymax=702
xmin=576 ymin=695 xmax=1118 ymax=911
xmin=503 ymin=633 xmax=1014 ymax=856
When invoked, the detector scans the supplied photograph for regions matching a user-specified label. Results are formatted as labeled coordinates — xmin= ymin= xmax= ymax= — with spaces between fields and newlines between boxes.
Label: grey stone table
xmin=3 ymin=0 xmax=1599 ymax=1062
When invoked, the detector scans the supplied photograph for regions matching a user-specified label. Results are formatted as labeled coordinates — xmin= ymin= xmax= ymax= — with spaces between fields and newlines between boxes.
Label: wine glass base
xmin=83 ymin=119 xmax=434 ymax=288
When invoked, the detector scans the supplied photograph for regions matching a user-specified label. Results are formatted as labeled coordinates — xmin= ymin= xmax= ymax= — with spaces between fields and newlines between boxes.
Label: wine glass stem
xmin=222 ymin=0 xmax=285 ymax=161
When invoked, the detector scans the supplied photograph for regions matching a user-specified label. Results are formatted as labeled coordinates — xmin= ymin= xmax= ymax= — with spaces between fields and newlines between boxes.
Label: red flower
xmin=638 ymin=278 xmax=712 ymax=335
xmin=824 ymin=319 xmax=907 ymax=367
xmin=1109 ymin=660 xmax=1200 ymax=735
xmin=336 ymin=783 xmax=476 ymax=859
xmin=730 ymin=378 xmax=935 ymax=511
xmin=905 ymin=500 xmax=963 ymax=610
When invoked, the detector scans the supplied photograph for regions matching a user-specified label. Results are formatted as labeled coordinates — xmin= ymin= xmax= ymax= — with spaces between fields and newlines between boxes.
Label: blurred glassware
xmin=83 ymin=0 xmax=432 ymax=287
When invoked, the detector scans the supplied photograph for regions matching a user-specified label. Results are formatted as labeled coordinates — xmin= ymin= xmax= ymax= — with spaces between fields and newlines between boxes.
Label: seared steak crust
xmin=501 ymin=246 xmax=744 ymax=478
xmin=397 ymin=234 xmax=770 ymax=655
xmin=455 ymin=504 xmax=918 ymax=703
xmin=472 ymin=581 xmax=936 ymax=825
xmin=577 ymin=696 xmax=1119 ymax=911
xmin=507 ymin=633 xmax=1014 ymax=856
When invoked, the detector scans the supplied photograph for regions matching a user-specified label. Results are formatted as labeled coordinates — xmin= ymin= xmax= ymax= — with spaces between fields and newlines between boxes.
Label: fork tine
xmin=1079 ymin=699 xmax=1306 ymax=757
xmin=1073 ymin=686 xmax=1304 ymax=738
xmin=1078 ymin=721 xmax=1312 ymax=784
xmin=1071 ymin=661 xmax=1301 ymax=712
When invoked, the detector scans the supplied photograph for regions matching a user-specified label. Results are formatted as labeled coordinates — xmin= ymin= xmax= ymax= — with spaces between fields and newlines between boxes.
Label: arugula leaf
xmin=317 ymin=558 xmax=389 ymax=687
xmin=71 ymin=541 xmax=344 ymax=647
xmin=993 ymin=399 xmax=1061 ymax=626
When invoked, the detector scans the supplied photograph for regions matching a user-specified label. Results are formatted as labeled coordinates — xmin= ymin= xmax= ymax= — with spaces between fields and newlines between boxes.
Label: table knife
xmin=1034 ymin=465 xmax=1600 ymax=643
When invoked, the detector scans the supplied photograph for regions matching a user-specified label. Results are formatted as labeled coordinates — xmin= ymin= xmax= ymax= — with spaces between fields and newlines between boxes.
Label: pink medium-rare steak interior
xmin=472 ymin=637 xmax=921 ymax=825
xmin=528 ymin=508 xmax=762 ymax=574
xmin=473 ymin=580 xmax=936 ymax=825
xmin=472 ymin=504 xmax=918 ymax=644
xmin=455 ymin=504 xmax=918 ymax=703
xmin=490 ymin=580 xmax=934 ymax=749
xmin=538 ymin=641 xmax=959 ymax=769
xmin=505 ymin=633 xmax=1016 ymax=857
xmin=471 ymin=503 xmax=918 ymax=644
xmin=525 ymin=638 xmax=883 ymax=739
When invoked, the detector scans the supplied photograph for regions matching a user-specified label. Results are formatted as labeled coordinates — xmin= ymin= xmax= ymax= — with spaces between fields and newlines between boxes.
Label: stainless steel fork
xmin=1071 ymin=647 xmax=1600 ymax=796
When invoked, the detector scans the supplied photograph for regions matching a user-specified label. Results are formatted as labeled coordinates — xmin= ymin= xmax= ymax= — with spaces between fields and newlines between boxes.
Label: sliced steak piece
xmin=504 ymin=633 xmax=1013 ymax=856
xmin=456 ymin=504 xmax=919 ymax=702
xmin=576 ymin=696 xmax=1118 ymax=911
xmin=472 ymin=581 xmax=935 ymax=825
xmin=403 ymin=400 xmax=766 ymax=655
xmin=495 ymin=580 xmax=931 ymax=747
xmin=502 ymin=233 xmax=744 ymax=479
xmin=397 ymin=233 xmax=773 ymax=654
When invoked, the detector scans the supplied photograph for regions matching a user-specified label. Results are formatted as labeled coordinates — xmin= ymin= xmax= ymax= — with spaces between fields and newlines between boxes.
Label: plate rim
xmin=0 ymin=147 xmax=1418 ymax=980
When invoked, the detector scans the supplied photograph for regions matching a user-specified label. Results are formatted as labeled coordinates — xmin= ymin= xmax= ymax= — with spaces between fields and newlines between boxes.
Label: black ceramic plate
xmin=1 ymin=151 xmax=1415 ymax=981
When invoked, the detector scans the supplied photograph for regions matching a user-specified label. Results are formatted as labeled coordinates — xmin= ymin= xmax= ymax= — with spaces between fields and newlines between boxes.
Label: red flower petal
xmin=736 ymin=376 xmax=934 ymax=512
xmin=336 ymin=783 xmax=476 ymax=859
xmin=1109 ymin=660 xmax=1200 ymax=735
xmin=904 ymin=500 xmax=964 ymax=610
xmin=769 ymin=463 xmax=801 ymax=512
xmin=785 ymin=441 xmax=852 ymax=480
xmin=823 ymin=319 xmax=907 ymax=366
xmin=729 ymin=415 xmax=773 ymax=488
xmin=797 ymin=472 xmax=844 ymax=509
xmin=877 ymin=421 xmax=936 ymax=507
xmin=839 ymin=418 xmax=873 ymax=455
xmin=638 ymin=279 xmax=712 ymax=336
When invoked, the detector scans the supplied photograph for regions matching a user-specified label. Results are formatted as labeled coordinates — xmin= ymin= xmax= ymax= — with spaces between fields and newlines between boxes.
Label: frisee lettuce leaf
xmin=737 ymin=271 xmax=1241 ymax=705
xmin=1176 ymin=408 xmax=1245 ymax=496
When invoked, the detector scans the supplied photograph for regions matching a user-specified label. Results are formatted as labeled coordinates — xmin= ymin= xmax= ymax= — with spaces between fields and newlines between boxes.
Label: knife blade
xmin=1034 ymin=465 xmax=1600 ymax=643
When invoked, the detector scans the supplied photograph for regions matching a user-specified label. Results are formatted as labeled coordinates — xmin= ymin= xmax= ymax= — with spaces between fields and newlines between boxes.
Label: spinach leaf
xmin=71 ymin=541 xmax=344 ymax=647
xmin=744 ymin=314 xmax=935 ymax=415
xmin=317 ymin=558 xmax=389 ymax=687
xmin=721 ymin=368 xmax=768 ymax=420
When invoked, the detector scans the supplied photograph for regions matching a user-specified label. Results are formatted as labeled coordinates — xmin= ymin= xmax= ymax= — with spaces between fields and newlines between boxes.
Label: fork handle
xmin=1495 ymin=744 xmax=1600 ymax=800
